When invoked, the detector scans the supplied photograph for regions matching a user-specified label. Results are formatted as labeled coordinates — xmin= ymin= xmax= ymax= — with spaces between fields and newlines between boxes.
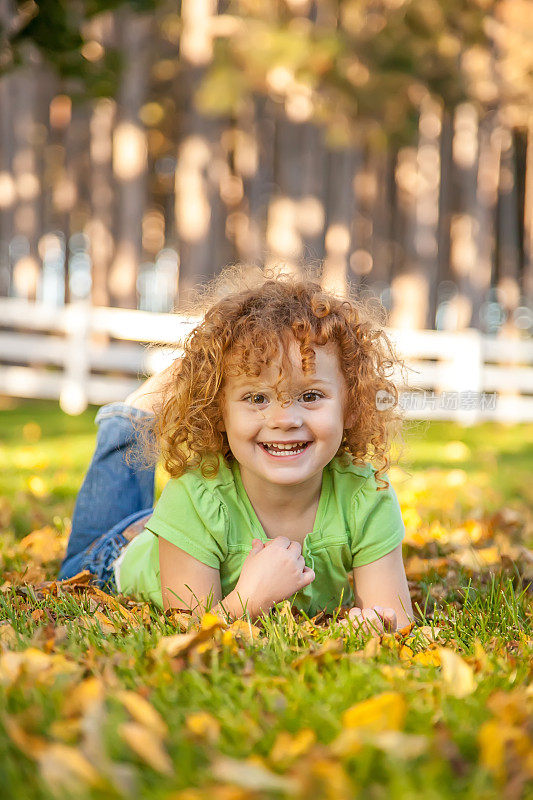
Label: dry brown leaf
xmin=153 ymin=613 xmax=226 ymax=659
xmin=88 ymin=586 xmax=139 ymax=627
xmin=116 ymin=690 xmax=168 ymax=739
xmin=119 ymin=721 xmax=173 ymax=775
xmin=292 ymin=638 xmax=343 ymax=667
xmin=342 ymin=691 xmax=407 ymax=732
xmin=437 ymin=648 xmax=476 ymax=697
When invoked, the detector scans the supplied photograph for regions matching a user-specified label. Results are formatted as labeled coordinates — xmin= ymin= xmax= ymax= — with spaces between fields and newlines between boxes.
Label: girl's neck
xmin=237 ymin=463 xmax=323 ymax=520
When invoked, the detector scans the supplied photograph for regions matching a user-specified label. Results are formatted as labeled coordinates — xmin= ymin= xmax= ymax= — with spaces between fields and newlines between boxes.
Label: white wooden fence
xmin=0 ymin=297 xmax=532 ymax=424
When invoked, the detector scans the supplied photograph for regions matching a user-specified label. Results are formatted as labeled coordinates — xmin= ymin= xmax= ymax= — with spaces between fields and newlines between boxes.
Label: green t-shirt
xmin=115 ymin=455 xmax=405 ymax=616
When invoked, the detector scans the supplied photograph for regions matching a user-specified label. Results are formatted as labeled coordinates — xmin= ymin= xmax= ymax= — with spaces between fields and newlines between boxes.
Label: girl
xmin=59 ymin=267 xmax=414 ymax=635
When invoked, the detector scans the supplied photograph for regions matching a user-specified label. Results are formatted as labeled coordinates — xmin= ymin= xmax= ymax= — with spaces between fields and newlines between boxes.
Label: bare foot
xmin=125 ymin=358 xmax=182 ymax=414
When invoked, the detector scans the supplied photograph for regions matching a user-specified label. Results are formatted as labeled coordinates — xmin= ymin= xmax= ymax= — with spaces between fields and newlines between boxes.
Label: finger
xmin=361 ymin=608 xmax=385 ymax=634
xmin=296 ymin=555 xmax=306 ymax=569
xmin=373 ymin=606 xmax=397 ymax=631
xmin=272 ymin=536 xmax=291 ymax=548
xmin=250 ymin=538 xmax=264 ymax=551
xmin=287 ymin=540 xmax=302 ymax=556
xmin=300 ymin=568 xmax=315 ymax=587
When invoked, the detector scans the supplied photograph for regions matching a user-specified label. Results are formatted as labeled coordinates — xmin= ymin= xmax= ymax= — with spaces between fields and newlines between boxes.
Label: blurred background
xmin=0 ymin=0 xmax=532 ymax=419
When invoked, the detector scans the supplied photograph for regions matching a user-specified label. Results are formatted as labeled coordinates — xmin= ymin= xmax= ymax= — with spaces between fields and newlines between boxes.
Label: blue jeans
xmin=58 ymin=402 xmax=155 ymax=591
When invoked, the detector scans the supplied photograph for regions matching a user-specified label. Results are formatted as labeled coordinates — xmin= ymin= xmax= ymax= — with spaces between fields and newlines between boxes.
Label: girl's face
xmin=219 ymin=336 xmax=353 ymax=490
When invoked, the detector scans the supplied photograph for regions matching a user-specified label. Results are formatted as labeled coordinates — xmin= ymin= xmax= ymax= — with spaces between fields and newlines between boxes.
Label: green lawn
xmin=0 ymin=399 xmax=531 ymax=800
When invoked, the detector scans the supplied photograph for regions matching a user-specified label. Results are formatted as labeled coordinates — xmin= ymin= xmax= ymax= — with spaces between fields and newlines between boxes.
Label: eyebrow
xmin=232 ymin=378 xmax=333 ymax=390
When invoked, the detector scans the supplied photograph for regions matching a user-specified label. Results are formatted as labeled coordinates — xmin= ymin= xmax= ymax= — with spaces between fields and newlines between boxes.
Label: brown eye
xmin=301 ymin=391 xmax=320 ymax=403
xmin=250 ymin=393 xmax=267 ymax=405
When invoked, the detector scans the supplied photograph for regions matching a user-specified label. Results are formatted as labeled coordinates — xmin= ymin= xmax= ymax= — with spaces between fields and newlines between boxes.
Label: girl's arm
xmin=159 ymin=536 xmax=248 ymax=620
xmin=159 ymin=536 xmax=315 ymax=622
xmin=346 ymin=543 xmax=414 ymax=634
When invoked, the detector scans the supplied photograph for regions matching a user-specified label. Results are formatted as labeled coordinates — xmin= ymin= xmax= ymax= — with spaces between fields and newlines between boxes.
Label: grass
xmin=0 ymin=399 xmax=532 ymax=800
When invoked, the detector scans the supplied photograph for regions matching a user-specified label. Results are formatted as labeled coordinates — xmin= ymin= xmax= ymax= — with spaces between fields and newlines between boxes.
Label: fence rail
xmin=1 ymin=298 xmax=532 ymax=424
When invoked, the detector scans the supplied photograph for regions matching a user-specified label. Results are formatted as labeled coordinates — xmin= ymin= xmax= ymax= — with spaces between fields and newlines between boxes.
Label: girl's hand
xmin=235 ymin=537 xmax=315 ymax=618
xmin=339 ymin=606 xmax=397 ymax=637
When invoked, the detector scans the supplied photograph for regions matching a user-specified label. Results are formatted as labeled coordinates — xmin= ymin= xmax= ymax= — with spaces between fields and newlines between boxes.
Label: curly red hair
xmin=149 ymin=265 xmax=407 ymax=489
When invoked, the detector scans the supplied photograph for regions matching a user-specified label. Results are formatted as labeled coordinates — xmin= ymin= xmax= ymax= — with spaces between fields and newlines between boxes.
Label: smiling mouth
xmin=258 ymin=442 xmax=312 ymax=457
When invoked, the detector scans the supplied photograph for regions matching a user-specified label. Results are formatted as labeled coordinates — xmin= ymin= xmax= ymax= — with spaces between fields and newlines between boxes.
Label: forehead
xmin=226 ymin=338 xmax=343 ymax=389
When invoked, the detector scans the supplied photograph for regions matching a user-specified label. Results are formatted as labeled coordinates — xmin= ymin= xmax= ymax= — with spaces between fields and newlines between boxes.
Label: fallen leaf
xmin=0 ymin=648 xmax=79 ymax=687
xmin=185 ymin=711 xmax=220 ymax=743
xmin=119 ymin=722 xmax=173 ymax=775
xmin=411 ymin=650 xmax=441 ymax=666
xmin=342 ymin=691 xmax=407 ymax=732
xmin=405 ymin=556 xmax=450 ymax=580
xmin=269 ymin=728 xmax=316 ymax=766
xmin=293 ymin=638 xmax=343 ymax=667
xmin=0 ymin=623 xmax=17 ymax=649
xmin=4 ymin=716 xmax=48 ymax=756
xmin=437 ymin=648 xmax=476 ymax=697
xmin=38 ymin=743 xmax=102 ymax=792
xmin=116 ymin=690 xmax=168 ymax=738
xmin=211 ymin=756 xmax=299 ymax=793
xmin=227 ymin=619 xmax=263 ymax=643
xmin=88 ymin=586 xmax=139 ymax=626
xmin=153 ymin=614 xmax=226 ymax=659
xmin=19 ymin=526 xmax=65 ymax=562
xmin=62 ymin=677 xmax=105 ymax=717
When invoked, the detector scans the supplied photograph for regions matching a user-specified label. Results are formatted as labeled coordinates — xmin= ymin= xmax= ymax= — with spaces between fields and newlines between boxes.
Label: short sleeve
xmin=145 ymin=473 xmax=228 ymax=569
xmin=350 ymin=471 xmax=405 ymax=568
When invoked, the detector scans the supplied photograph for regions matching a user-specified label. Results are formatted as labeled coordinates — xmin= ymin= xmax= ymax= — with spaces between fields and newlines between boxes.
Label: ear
xmin=344 ymin=410 xmax=355 ymax=429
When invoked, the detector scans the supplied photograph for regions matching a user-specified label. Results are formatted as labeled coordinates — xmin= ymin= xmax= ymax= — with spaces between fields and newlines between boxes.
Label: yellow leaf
xmin=0 ymin=623 xmax=17 ymax=649
xmin=4 ymin=716 xmax=47 ymax=757
xmin=38 ymin=743 xmax=102 ymax=791
xmin=342 ymin=691 xmax=407 ymax=732
xmin=399 ymin=644 xmax=414 ymax=660
xmin=116 ymin=691 xmax=168 ymax=739
xmin=477 ymin=720 xmax=531 ymax=783
xmin=411 ymin=649 xmax=441 ymax=666
xmin=363 ymin=730 xmax=429 ymax=759
xmin=185 ymin=711 xmax=220 ymax=743
xmin=200 ymin=612 xmax=226 ymax=631
xmin=227 ymin=619 xmax=263 ymax=642
xmin=119 ymin=722 xmax=173 ymax=775
xmin=18 ymin=526 xmax=66 ymax=563
xmin=269 ymin=728 xmax=316 ymax=766
xmin=0 ymin=648 xmax=79 ymax=687
xmin=211 ymin=756 xmax=299 ymax=793
xmin=153 ymin=615 xmax=226 ymax=659
xmin=27 ymin=476 xmax=48 ymax=498
xmin=437 ymin=648 xmax=476 ymax=697
xmin=63 ymin=676 xmax=105 ymax=717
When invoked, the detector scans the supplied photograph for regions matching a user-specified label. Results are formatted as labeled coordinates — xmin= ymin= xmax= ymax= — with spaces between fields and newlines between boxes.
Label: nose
xmin=264 ymin=398 xmax=303 ymax=430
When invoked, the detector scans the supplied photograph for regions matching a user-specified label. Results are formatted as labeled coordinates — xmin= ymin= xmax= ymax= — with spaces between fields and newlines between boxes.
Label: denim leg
xmin=60 ymin=402 xmax=155 ymax=576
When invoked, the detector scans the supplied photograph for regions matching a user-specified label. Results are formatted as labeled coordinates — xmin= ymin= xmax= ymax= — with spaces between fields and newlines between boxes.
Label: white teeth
xmin=260 ymin=442 xmax=310 ymax=456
